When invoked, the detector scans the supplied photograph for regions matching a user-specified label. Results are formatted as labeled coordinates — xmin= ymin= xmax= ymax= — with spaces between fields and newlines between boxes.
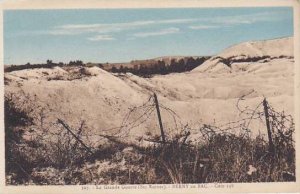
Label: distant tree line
xmin=110 ymin=57 xmax=209 ymax=77
xmin=4 ymin=60 xmax=86 ymax=72
xmin=4 ymin=56 xmax=211 ymax=77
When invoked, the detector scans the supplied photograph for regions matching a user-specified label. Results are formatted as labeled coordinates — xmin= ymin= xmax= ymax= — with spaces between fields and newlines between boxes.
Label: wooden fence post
xmin=262 ymin=98 xmax=275 ymax=156
xmin=153 ymin=93 xmax=166 ymax=143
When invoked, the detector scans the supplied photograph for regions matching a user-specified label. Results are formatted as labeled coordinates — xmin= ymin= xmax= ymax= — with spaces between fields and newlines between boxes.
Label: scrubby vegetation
xmin=5 ymin=93 xmax=295 ymax=185
xmin=4 ymin=56 xmax=210 ymax=77
xmin=4 ymin=60 xmax=85 ymax=73
xmin=213 ymin=55 xmax=293 ymax=67
xmin=110 ymin=57 xmax=209 ymax=77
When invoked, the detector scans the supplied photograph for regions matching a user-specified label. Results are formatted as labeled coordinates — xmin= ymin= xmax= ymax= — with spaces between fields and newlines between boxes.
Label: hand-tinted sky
xmin=4 ymin=7 xmax=293 ymax=65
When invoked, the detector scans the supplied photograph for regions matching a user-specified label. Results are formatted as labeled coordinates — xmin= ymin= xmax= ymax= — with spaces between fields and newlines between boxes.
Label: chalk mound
xmin=4 ymin=37 xmax=294 ymax=144
xmin=220 ymin=37 xmax=293 ymax=58
xmin=193 ymin=37 xmax=293 ymax=74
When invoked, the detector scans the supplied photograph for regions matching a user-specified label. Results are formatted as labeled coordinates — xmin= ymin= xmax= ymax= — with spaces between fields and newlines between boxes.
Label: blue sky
xmin=4 ymin=7 xmax=293 ymax=65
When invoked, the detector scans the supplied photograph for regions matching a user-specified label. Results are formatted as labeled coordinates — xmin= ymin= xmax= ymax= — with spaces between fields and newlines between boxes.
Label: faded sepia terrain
xmin=4 ymin=8 xmax=295 ymax=185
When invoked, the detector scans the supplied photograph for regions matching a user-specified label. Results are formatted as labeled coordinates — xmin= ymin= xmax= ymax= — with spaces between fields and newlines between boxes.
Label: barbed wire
xmin=265 ymin=100 xmax=295 ymax=145
xmin=198 ymin=92 xmax=295 ymax=147
xmin=89 ymin=90 xmax=295 ymax=148
xmin=11 ymin=87 xmax=294 ymax=150
xmin=94 ymin=94 xmax=188 ymax=140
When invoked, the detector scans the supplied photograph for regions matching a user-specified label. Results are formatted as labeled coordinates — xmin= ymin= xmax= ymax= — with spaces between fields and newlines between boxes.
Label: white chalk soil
xmin=5 ymin=37 xmax=294 ymax=146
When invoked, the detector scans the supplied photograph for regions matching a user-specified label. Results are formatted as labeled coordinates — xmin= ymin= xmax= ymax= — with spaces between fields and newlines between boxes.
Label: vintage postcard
xmin=0 ymin=0 xmax=299 ymax=193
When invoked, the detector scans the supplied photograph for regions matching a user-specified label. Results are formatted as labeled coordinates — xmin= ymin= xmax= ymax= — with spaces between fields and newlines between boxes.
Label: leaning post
xmin=153 ymin=93 xmax=166 ymax=143
xmin=262 ymin=98 xmax=275 ymax=156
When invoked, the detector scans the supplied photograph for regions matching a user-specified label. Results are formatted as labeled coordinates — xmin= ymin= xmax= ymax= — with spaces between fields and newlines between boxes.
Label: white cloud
xmin=189 ymin=25 xmax=219 ymax=30
xmin=45 ymin=10 xmax=288 ymax=37
xmin=133 ymin=27 xmax=180 ymax=38
xmin=48 ymin=29 xmax=83 ymax=35
xmin=87 ymin=35 xmax=115 ymax=41
xmin=211 ymin=11 xmax=287 ymax=25
xmin=50 ymin=18 xmax=196 ymax=36
xmin=189 ymin=11 xmax=288 ymax=30
xmin=157 ymin=18 xmax=197 ymax=24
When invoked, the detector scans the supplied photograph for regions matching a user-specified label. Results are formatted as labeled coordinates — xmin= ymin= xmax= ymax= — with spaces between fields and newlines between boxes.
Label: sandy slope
xmin=5 ymin=37 xmax=294 ymax=145
xmin=193 ymin=37 xmax=293 ymax=74
xmin=219 ymin=37 xmax=293 ymax=58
